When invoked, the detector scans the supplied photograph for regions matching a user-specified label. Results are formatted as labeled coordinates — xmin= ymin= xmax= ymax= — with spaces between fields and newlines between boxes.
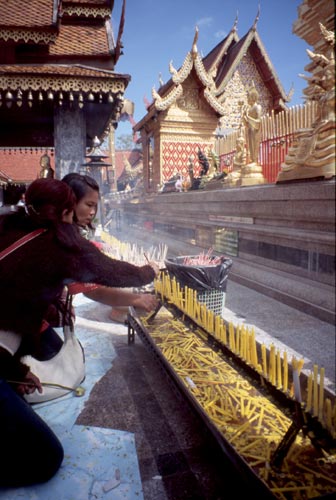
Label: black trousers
xmin=0 ymin=378 xmax=64 ymax=487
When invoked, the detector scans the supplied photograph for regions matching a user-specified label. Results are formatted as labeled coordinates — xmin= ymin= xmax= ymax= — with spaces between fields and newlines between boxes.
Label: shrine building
xmin=134 ymin=15 xmax=291 ymax=193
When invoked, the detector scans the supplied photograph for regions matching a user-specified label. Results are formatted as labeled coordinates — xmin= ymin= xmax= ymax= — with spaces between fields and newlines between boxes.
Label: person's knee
xmin=39 ymin=438 xmax=64 ymax=483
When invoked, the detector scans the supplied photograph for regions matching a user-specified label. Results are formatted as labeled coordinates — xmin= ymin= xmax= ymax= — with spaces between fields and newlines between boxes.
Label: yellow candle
xmin=215 ymin=315 xmax=220 ymax=338
xmin=221 ymin=323 xmax=227 ymax=344
xmin=277 ymin=350 xmax=282 ymax=388
xmin=242 ymin=326 xmax=247 ymax=360
xmin=283 ymin=351 xmax=288 ymax=392
xmin=246 ymin=331 xmax=251 ymax=363
xmin=306 ymin=373 xmax=313 ymax=412
xmin=313 ymin=364 xmax=319 ymax=417
xmin=318 ymin=367 xmax=325 ymax=421
xmin=325 ymin=398 xmax=332 ymax=430
xmin=251 ymin=328 xmax=258 ymax=368
xmin=236 ymin=326 xmax=241 ymax=356
xmin=269 ymin=345 xmax=276 ymax=385
xmin=261 ymin=344 xmax=267 ymax=376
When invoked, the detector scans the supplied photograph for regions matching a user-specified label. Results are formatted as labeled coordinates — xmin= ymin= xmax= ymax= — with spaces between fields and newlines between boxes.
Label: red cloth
xmin=92 ymin=241 xmax=104 ymax=250
xmin=67 ymin=282 xmax=100 ymax=295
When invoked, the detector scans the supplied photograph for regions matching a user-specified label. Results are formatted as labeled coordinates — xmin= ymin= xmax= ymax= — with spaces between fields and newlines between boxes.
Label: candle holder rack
xmin=126 ymin=300 xmax=336 ymax=499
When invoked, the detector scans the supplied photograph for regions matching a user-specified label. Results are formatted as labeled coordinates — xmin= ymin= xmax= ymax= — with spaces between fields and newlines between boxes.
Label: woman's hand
xmin=148 ymin=261 xmax=160 ymax=277
xmin=15 ymin=371 xmax=43 ymax=396
xmin=132 ymin=293 xmax=159 ymax=312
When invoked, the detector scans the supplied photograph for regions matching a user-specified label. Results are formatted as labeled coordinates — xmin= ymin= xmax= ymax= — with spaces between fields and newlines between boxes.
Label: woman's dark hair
xmin=25 ymin=178 xmax=76 ymax=226
xmin=62 ymin=173 xmax=100 ymax=228
xmin=0 ymin=178 xmax=81 ymax=249
xmin=62 ymin=173 xmax=99 ymax=200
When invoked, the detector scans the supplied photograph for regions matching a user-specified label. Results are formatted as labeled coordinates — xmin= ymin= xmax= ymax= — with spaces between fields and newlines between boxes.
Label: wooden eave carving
xmin=0 ymin=28 xmax=57 ymax=45
xmin=0 ymin=0 xmax=58 ymax=44
xmin=0 ymin=64 xmax=129 ymax=111
xmin=62 ymin=5 xmax=112 ymax=19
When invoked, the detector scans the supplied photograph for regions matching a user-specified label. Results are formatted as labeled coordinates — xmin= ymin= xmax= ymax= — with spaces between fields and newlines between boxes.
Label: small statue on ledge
xmin=239 ymin=83 xmax=265 ymax=186
xmin=197 ymin=148 xmax=209 ymax=177
xmin=39 ymin=153 xmax=54 ymax=179
xmin=224 ymin=134 xmax=246 ymax=187
xmin=242 ymin=83 xmax=262 ymax=165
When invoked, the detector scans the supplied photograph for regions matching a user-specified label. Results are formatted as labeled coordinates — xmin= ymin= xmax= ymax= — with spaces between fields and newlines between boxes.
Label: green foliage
xmin=116 ymin=134 xmax=134 ymax=150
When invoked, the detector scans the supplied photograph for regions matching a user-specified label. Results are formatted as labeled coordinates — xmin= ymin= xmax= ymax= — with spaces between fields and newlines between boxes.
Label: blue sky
xmin=112 ymin=0 xmax=310 ymax=141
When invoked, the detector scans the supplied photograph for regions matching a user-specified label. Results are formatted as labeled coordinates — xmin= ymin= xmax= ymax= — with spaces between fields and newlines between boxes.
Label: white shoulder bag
xmin=21 ymin=321 xmax=86 ymax=404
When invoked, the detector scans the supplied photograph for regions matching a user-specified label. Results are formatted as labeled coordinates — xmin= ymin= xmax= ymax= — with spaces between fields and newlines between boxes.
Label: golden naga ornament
xmin=277 ymin=23 xmax=335 ymax=183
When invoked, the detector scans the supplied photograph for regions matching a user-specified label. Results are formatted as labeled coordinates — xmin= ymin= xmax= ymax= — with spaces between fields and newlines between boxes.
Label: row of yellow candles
xmin=145 ymin=314 xmax=336 ymax=498
xmin=155 ymin=272 xmax=335 ymax=435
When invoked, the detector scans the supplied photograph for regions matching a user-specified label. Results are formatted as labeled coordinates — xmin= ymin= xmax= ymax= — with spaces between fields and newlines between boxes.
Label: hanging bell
xmin=87 ymin=92 xmax=94 ymax=101
xmin=47 ymin=91 xmax=54 ymax=100
xmin=27 ymin=90 xmax=33 ymax=107
xmin=38 ymin=91 xmax=43 ymax=101
xmin=69 ymin=92 xmax=74 ymax=101
xmin=59 ymin=92 xmax=63 ymax=106
xmin=16 ymin=90 xmax=23 ymax=107
xmin=78 ymin=93 xmax=84 ymax=108
xmin=5 ymin=90 xmax=13 ymax=101
xmin=107 ymin=93 xmax=114 ymax=103
xmin=98 ymin=93 xmax=103 ymax=103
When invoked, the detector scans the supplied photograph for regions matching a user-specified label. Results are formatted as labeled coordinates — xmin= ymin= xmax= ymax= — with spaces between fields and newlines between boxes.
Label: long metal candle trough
xmin=127 ymin=301 xmax=336 ymax=500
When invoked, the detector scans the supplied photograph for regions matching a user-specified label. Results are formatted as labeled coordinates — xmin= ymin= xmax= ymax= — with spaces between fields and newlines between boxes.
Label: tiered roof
xmin=135 ymin=16 xmax=289 ymax=132
xmin=0 ymin=0 xmax=129 ymax=147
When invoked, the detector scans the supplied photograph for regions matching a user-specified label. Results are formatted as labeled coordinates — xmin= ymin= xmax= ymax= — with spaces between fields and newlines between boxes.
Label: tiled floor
xmin=76 ymin=315 xmax=273 ymax=500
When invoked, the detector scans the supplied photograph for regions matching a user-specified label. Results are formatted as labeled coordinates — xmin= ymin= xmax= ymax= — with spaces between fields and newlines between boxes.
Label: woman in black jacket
xmin=0 ymin=178 xmax=158 ymax=487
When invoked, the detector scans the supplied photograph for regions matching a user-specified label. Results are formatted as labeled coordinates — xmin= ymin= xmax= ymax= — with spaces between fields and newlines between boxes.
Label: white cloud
xmin=196 ymin=16 xmax=213 ymax=28
xmin=214 ymin=30 xmax=227 ymax=39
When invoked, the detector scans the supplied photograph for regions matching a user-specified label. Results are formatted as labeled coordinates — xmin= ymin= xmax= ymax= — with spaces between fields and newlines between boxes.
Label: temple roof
xmin=202 ymin=28 xmax=239 ymax=74
xmin=135 ymin=19 xmax=289 ymax=132
xmin=0 ymin=1 xmax=55 ymax=29
xmin=0 ymin=0 xmax=128 ymax=147
xmin=213 ymin=27 xmax=288 ymax=106
xmin=49 ymin=24 xmax=111 ymax=57
xmin=0 ymin=64 xmax=122 ymax=78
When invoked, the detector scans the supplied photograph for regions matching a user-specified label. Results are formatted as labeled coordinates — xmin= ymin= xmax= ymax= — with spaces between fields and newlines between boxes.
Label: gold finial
xmin=233 ymin=11 xmax=238 ymax=31
xmin=191 ymin=26 xmax=199 ymax=58
xmin=252 ymin=3 xmax=260 ymax=30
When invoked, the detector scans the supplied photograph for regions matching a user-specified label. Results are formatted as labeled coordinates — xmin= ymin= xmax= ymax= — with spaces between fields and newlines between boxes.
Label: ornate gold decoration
xmin=0 ymin=29 xmax=57 ymax=44
xmin=194 ymin=54 xmax=216 ymax=90
xmin=0 ymin=75 xmax=126 ymax=94
xmin=169 ymin=53 xmax=193 ymax=84
xmin=204 ymin=88 xmax=226 ymax=115
xmin=154 ymin=28 xmax=223 ymax=114
xmin=176 ymin=88 xmax=199 ymax=110
xmin=152 ymin=84 xmax=183 ymax=111
xmin=277 ymin=23 xmax=335 ymax=182
xmin=63 ymin=6 xmax=111 ymax=18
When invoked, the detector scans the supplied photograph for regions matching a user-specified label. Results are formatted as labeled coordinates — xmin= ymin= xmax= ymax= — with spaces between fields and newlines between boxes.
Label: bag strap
xmin=0 ymin=229 xmax=46 ymax=261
